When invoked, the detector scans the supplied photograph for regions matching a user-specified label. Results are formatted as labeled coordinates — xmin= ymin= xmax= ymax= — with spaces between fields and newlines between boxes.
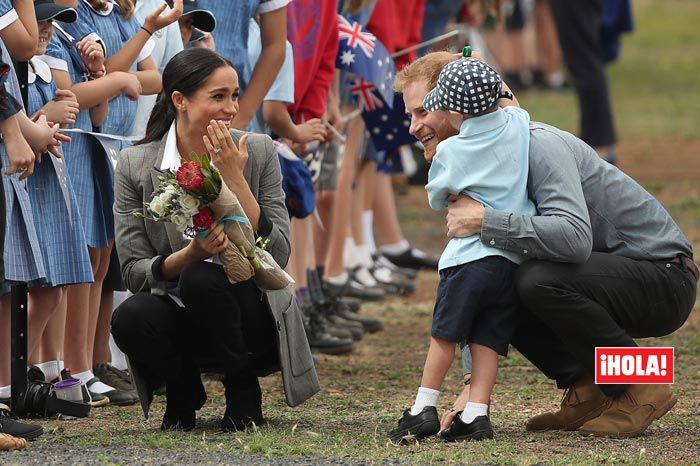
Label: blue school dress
xmin=59 ymin=0 xmax=153 ymax=140
xmin=25 ymin=57 xmax=93 ymax=287
xmin=199 ymin=0 xmax=289 ymax=88
xmin=0 ymin=42 xmax=46 ymax=293
xmin=44 ymin=26 xmax=114 ymax=248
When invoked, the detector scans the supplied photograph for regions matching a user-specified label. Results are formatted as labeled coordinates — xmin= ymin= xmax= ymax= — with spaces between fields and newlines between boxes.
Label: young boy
xmin=388 ymin=57 xmax=536 ymax=443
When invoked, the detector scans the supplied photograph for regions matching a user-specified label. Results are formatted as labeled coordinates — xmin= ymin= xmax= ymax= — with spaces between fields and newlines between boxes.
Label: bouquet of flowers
xmin=140 ymin=154 xmax=293 ymax=289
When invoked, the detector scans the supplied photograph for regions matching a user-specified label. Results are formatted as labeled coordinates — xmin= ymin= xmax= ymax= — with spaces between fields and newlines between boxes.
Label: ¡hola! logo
xmin=595 ymin=347 xmax=674 ymax=384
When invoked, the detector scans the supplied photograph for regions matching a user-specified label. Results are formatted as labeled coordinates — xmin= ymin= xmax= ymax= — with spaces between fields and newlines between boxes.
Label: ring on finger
xmin=212 ymin=146 xmax=222 ymax=154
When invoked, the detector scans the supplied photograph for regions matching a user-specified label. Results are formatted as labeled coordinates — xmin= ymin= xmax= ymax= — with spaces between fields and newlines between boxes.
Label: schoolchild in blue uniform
xmin=0 ymin=0 xmax=73 ymax=413
xmin=44 ymin=0 xmax=180 ymax=405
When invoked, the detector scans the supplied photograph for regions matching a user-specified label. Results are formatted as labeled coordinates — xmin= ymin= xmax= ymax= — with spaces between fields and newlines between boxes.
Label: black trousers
xmin=111 ymin=262 xmax=277 ymax=390
xmin=549 ymin=0 xmax=616 ymax=148
xmin=512 ymin=252 xmax=696 ymax=396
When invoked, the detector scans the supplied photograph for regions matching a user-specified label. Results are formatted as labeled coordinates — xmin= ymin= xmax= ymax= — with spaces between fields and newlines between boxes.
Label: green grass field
xmin=17 ymin=1 xmax=700 ymax=464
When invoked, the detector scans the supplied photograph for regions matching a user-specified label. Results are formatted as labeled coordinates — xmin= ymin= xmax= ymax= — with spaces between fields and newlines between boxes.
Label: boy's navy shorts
xmin=431 ymin=255 xmax=520 ymax=356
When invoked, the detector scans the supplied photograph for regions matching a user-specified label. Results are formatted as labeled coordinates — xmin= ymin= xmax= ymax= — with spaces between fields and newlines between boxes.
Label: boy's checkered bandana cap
xmin=423 ymin=58 xmax=513 ymax=116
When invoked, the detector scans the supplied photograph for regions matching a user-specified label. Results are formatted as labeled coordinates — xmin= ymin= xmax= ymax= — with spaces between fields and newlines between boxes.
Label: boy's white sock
xmin=381 ymin=239 xmax=410 ymax=256
xmin=0 ymin=385 xmax=10 ymax=399
xmin=460 ymin=402 xmax=489 ymax=424
xmin=361 ymin=210 xmax=377 ymax=254
xmin=410 ymin=387 xmax=440 ymax=415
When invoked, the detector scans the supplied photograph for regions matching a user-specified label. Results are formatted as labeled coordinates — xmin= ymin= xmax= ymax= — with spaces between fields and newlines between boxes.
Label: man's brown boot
xmin=526 ymin=375 xmax=611 ymax=432
xmin=579 ymin=384 xmax=676 ymax=438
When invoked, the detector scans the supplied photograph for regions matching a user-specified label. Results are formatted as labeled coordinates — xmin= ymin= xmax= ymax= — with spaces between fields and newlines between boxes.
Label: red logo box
xmin=595 ymin=347 xmax=674 ymax=384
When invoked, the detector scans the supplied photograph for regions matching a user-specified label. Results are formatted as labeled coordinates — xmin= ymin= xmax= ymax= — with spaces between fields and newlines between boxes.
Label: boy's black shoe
xmin=388 ymin=406 xmax=440 ymax=443
xmin=440 ymin=413 xmax=494 ymax=442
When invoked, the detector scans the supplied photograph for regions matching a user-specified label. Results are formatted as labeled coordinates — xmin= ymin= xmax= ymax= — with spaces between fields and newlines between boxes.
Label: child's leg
xmin=420 ymin=336 xmax=456 ymax=390
xmin=468 ymin=343 xmax=498 ymax=404
xmin=461 ymin=342 xmax=498 ymax=423
xmin=409 ymin=337 xmax=455 ymax=415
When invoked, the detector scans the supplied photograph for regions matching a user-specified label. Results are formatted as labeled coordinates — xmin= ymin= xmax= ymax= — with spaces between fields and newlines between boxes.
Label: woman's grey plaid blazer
xmin=114 ymin=129 xmax=319 ymax=413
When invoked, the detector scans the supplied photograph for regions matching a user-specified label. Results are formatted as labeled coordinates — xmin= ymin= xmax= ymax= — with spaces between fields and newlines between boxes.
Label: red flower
xmin=193 ymin=207 xmax=215 ymax=231
xmin=176 ymin=161 xmax=205 ymax=191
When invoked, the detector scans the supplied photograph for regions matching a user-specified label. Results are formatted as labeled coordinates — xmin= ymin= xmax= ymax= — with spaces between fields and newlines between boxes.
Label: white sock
xmin=356 ymin=243 xmax=374 ymax=269
xmin=343 ymin=237 xmax=357 ymax=269
xmin=325 ymin=271 xmax=348 ymax=286
xmin=381 ymin=239 xmax=410 ymax=256
xmin=109 ymin=334 xmax=128 ymax=371
xmin=0 ymin=385 xmax=10 ymax=399
xmin=353 ymin=265 xmax=378 ymax=287
xmin=73 ymin=370 xmax=115 ymax=394
xmin=361 ymin=210 xmax=377 ymax=254
xmin=460 ymin=402 xmax=489 ymax=423
xmin=36 ymin=360 xmax=64 ymax=382
xmin=410 ymin=387 xmax=440 ymax=415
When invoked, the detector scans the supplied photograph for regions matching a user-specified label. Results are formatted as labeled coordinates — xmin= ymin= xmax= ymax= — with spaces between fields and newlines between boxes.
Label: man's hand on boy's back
xmin=446 ymin=195 xmax=484 ymax=238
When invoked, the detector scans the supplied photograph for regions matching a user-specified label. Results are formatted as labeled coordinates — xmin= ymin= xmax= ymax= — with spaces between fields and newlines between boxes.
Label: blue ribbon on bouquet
xmin=194 ymin=215 xmax=250 ymax=238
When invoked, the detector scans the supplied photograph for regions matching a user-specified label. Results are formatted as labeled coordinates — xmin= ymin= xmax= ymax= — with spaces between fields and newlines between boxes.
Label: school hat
xmin=34 ymin=0 xmax=77 ymax=23
xmin=170 ymin=0 xmax=216 ymax=32
xmin=423 ymin=58 xmax=513 ymax=116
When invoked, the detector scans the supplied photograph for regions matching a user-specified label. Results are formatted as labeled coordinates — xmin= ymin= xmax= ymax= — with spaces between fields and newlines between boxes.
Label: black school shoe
xmin=440 ymin=413 xmax=494 ymax=442
xmin=381 ymin=247 xmax=439 ymax=271
xmin=0 ymin=405 xmax=44 ymax=440
xmin=387 ymin=406 xmax=440 ymax=443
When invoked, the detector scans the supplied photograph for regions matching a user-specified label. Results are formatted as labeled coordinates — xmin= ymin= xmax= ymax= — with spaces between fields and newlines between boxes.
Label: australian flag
xmin=336 ymin=15 xmax=394 ymax=105
xmin=362 ymin=93 xmax=414 ymax=152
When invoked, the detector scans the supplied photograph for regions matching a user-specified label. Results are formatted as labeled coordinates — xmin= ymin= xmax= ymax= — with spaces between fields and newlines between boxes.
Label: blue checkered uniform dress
xmin=45 ymin=30 xmax=114 ymax=248
xmin=199 ymin=0 xmax=287 ymax=89
xmin=0 ymin=42 xmax=46 ymax=292
xmin=25 ymin=60 xmax=93 ymax=287
xmin=59 ymin=1 xmax=141 ymax=139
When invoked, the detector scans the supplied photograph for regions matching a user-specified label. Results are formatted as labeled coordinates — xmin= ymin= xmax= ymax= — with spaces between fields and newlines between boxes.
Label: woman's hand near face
xmin=185 ymin=223 xmax=229 ymax=261
xmin=203 ymin=120 xmax=248 ymax=182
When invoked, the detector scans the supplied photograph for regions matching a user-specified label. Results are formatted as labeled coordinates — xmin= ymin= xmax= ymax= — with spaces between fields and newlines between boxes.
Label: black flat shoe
xmin=387 ymin=406 xmax=440 ymax=443
xmin=221 ymin=413 xmax=267 ymax=432
xmin=440 ymin=413 xmax=494 ymax=442
xmin=222 ymin=371 xmax=265 ymax=432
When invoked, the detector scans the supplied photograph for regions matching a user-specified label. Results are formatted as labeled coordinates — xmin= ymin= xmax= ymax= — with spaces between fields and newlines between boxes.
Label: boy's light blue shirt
xmin=426 ymin=106 xmax=536 ymax=270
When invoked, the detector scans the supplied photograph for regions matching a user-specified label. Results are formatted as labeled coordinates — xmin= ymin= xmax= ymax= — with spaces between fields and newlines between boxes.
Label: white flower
xmin=171 ymin=212 xmax=189 ymax=232
xmin=164 ymin=185 xmax=177 ymax=194
xmin=179 ymin=193 xmax=200 ymax=216
xmin=149 ymin=196 xmax=167 ymax=217
xmin=158 ymin=191 xmax=174 ymax=205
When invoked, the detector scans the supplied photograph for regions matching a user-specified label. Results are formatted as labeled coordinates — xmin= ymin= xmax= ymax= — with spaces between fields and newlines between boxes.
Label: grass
xmin=521 ymin=0 xmax=700 ymax=142
xmin=23 ymin=0 xmax=700 ymax=464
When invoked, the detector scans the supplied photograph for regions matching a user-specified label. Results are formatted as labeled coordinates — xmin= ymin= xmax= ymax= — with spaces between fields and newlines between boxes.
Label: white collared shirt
xmin=160 ymin=122 xmax=182 ymax=171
